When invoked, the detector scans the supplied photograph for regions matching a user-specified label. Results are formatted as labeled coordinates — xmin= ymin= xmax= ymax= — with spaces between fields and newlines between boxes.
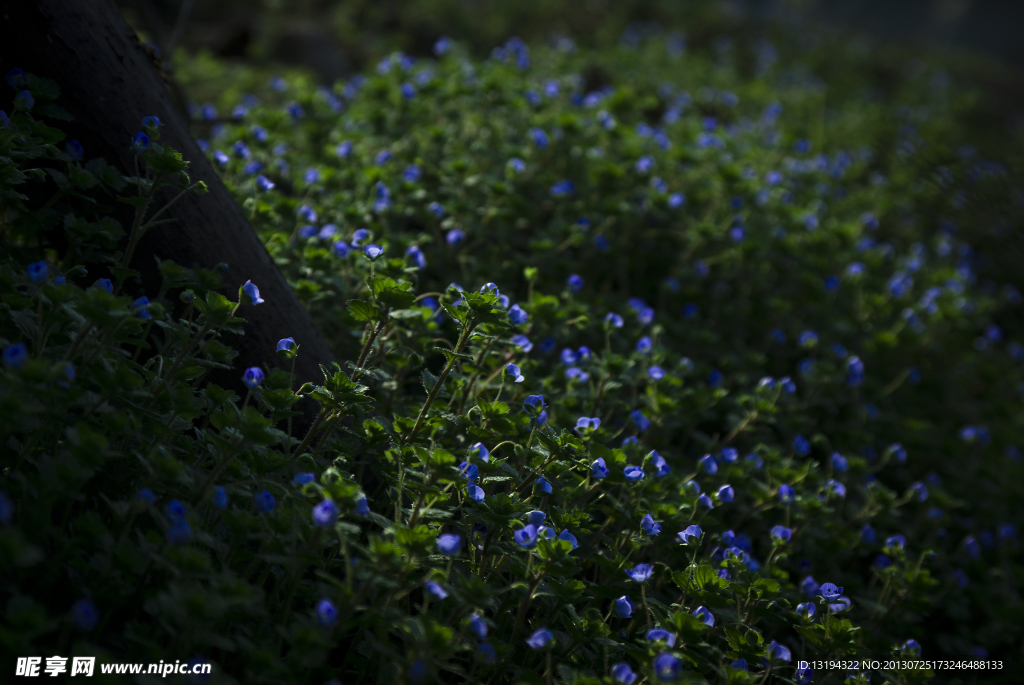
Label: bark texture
xmin=0 ymin=0 xmax=336 ymax=390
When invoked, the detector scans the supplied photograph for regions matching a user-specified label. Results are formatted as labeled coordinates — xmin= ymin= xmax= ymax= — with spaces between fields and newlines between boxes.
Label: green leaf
xmin=347 ymin=299 xmax=381 ymax=322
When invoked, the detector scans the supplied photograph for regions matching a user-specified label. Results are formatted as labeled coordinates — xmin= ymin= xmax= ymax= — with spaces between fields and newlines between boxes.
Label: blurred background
xmin=115 ymin=0 xmax=1024 ymax=83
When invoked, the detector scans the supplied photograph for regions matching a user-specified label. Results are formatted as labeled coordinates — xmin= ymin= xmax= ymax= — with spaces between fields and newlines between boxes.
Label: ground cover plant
xmin=2 ymin=21 xmax=1024 ymax=685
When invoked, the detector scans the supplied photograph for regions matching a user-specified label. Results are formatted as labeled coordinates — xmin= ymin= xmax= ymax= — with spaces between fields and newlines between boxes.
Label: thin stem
xmin=405 ymin=322 xmax=475 ymax=444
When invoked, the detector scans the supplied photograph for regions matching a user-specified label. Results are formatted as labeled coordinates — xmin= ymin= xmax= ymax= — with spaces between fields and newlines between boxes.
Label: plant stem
xmin=406 ymin=322 xmax=475 ymax=444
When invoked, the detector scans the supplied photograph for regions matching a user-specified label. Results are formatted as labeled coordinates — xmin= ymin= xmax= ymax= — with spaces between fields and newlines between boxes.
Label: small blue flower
xmin=3 ymin=342 xmax=27 ymax=368
xmin=719 ymin=447 xmax=738 ymax=463
xmin=255 ymin=175 xmax=274 ymax=191
xmin=437 ymin=533 xmax=462 ymax=556
xmin=132 ymin=296 xmax=151 ymax=320
xmin=467 ymin=611 xmax=487 ymax=638
xmin=255 ymin=491 xmax=275 ymax=512
xmin=131 ymin=131 xmax=149 ymax=153
xmin=625 ymin=563 xmax=653 ymax=582
xmin=611 ymin=662 xmax=637 ymax=684
xmin=512 ymin=335 xmax=533 ymax=352
xmin=526 ymin=628 xmax=553 ymax=650
xmin=242 ymin=367 xmax=264 ymax=388
xmin=635 ymin=156 xmax=654 ymax=173
xmin=71 ymin=598 xmax=99 ymax=631
xmin=550 ymin=179 xmax=574 ymax=196
xmin=364 ymin=244 xmax=384 ymax=259
xmin=778 ymin=484 xmax=795 ymax=504
xmin=795 ymin=664 xmax=813 ymax=684
xmin=523 ymin=394 xmax=545 ymax=415
xmin=717 ymin=485 xmax=735 ymax=503
xmin=902 ymin=639 xmax=921 ymax=657
xmin=678 ymin=524 xmax=702 ymax=544
xmin=646 ymin=628 xmax=676 ymax=647
xmin=707 ymin=369 xmax=723 ymax=387
xmin=794 ymin=435 xmax=811 ymax=456
xmin=535 ymin=477 xmax=552 ymax=493
xmin=614 ymin=595 xmax=634 ymax=618
xmin=771 ymin=525 xmax=792 ymax=543
xmin=654 ymin=653 xmax=681 ymax=681
xmin=819 ymin=582 xmax=843 ymax=600
xmin=558 ymin=529 xmax=578 ymax=550
xmin=693 ymin=606 xmax=715 ymax=627
xmin=641 ymin=514 xmax=662 ymax=535
xmin=698 ymin=493 xmax=714 ymax=509
xmin=630 ymin=409 xmax=650 ymax=431
xmin=515 ymin=524 xmax=538 ymax=549
xmin=425 ymin=580 xmax=448 ymax=600
xmin=6 ymin=68 xmax=27 ymax=88
xmin=242 ymin=280 xmax=264 ymax=305
xmin=698 ymin=454 xmax=718 ymax=475
xmin=354 ymin=495 xmax=370 ymax=517
xmin=605 ymin=312 xmax=624 ymax=328
xmin=649 ymin=451 xmax=670 ymax=478
xmin=508 ymin=157 xmax=526 ymax=173
xmin=458 ymin=461 xmax=479 ymax=482
xmin=592 ymin=458 xmax=610 ymax=479
xmin=316 ymin=598 xmax=338 ymax=627
xmin=762 ymin=642 xmax=792 ymax=665
xmin=624 ymin=465 xmax=645 ymax=482
xmin=213 ymin=487 xmax=228 ymax=509
xmin=575 ymin=416 xmax=601 ymax=433
xmin=888 ymin=443 xmax=907 ymax=464
xmin=508 ymin=304 xmax=528 ymax=325
xmin=313 ymin=499 xmax=339 ymax=527
xmin=567 ymin=274 xmax=584 ymax=292
xmin=26 ymin=260 xmax=48 ymax=284
xmin=529 ymin=127 xmax=549 ymax=147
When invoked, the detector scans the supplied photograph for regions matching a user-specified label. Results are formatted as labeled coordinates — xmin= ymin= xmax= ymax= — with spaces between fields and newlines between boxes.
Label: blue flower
xmin=523 ymin=394 xmax=545 ymax=416
xmin=635 ymin=336 xmax=653 ymax=355
xmin=888 ymin=443 xmax=907 ymax=464
xmin=3 ymin=343 xmax=27 ymax=368
xmin=625 ymin=563 xmax=653 ymax=582
xmin=592 ymin=458 xmax=610 ymax=479
xmin=508 ymin=304 xmax=528 ymax=325
xmin=511 ymin=335 xmax=533 ymax=352
xmin=64 ymin=139 xmax=84 ymax=160
xmin=525 ymin=510 xmax=547 ymax=528
xmin=508 ymin=157 xmax=526 ymax=173
xmin=316 ymin=598 xmax=338 ymax=626
xmin=778 ymin=484 xmax=795 ymax=504
xmin=213 ymin=487 xmax=228 ymax=509
xmin=720 ymin=447 xmax=738 ymax=463
xmin=746 ymin=453 xmax=763 ymax=469
xmin=831 ymin=452 xmax=848 ymax=472
xmin=650 ymin=451 xmax=670 ymax=478
xmin=614 ymin=595 xmax=634 ymax=618
xmin=801 ymin=576 xmax=820 ymax=597
xmin=793 ymin=435 xmax=811 ymax=456
xmin=550 ymin=179 xmax=574 ymax=196
xmin=71 ymin=598 xmax=99 ymax=631
xmin=437 ymin=533 xmax=462 ymax=556
xmin=404 ymin=244 xmax=427 ymax=270
xmin=166 ymin=499 xmax=186 ymax=522
xmin=902 ymin=639 xmax=921 ymax=657
xmin=425 ymin=580 xmax=448 ymax=600
xmin=558 ymin=529 xmax=578 ymax=550
xmin=605 ymin=312 xmax=624 ymax=328
xmin=623 ymin=465 xmax=645 ymax=482
xmin=795 ymin=664 xmax=813 ymax=684
xmin=766 ymin=641 xmax=792 ymax=662
xmin=364 ymin=244 xmax=384 ymax=259
xmin=635 ymin=156 xmax=654 ymax=173
xmin=567 ymin=274 xmax=584 ymax=292
xmin=683 ymin=481 xmax=701 ymax=496
xmin=131 ymin=131 xmax=149 ymax=153
xmin=313 ymin=499 xmax=339 ymax=527
xmin=400 ymin=82 xmax=416 ymax=99
xmin=641 ymin=514 xmax=662 ymax=535
xmin=827 ymin=480 xmax=846 ymax=498
xmin=678 ymin=525 xmax=702 ymax=544
xmin=6 ymin=68 xmax=26 ymax=88
xmin=0 ymin=110 xmax=10 ymax=129
xmin=654 ymin=653 xmax=680 ymax=681
xmin=611 ymin=662 xmax=637 ymax=684
xmin=132 ymin=296 xmax=151 ymax=320
xmin=630 ymin=409 xmax=650 ymax=431
xmin=698 ymin=493 xmax=714 ymax=509
xmin=240 ymin=366 xmax=264 ymax=388
xmin=529 ymin=127 xmax=549 ymax=147
xmin=353 ymin=495 xmax=370 ymax=517
xmin=137 ymin=488 xmax=156 ymax=504
xmin=434 ymin=36 xmax=452 ymax=55
xmin=535 ymin=477 xmax=552 ymax=493
xmin=575 ymin=417 xmax=601 ymax=433
xmin=467 ymin=611 xmax=487 ymax=638
xmin=707 ymin=369 xmax=723 ymax=387
xmin=458 ymin=461 xmax=479 ymax=482
xmin=646 ymin=628 xmax=676 ymax=646
xmin=255 ymin=175 xmax=275 ymax=191
xmin=820 ymin=582 xmax=843 ymax=600
xmin=963 ymin=535 xmax=980 ymax=559
xmin=796 ymin=602 xmax=816 ymax=619
xmin=242 ymin=280 xmax=264 ymax=305
xmin=698 ymin=454 xmax=718 ymax=475
xmin=515 ymin=525 xmax=538 ymax=549
xmin=255 ymin=491 xmax=275 ymax=512
xmin=717 ymin=485 xmax=735 ymax=503
xmin=771 ymin=525 xmax=792 ymax=543
xmin=526 ymin=628 xmax=553 ymax=650
xmin=693 ymin=606 xmax=715 ymax=627
xmin=26 ymin=260 xmax=48 ymax=284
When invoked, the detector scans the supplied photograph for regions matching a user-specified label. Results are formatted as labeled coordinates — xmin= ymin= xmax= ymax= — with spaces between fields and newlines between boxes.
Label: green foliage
xmin=3 ymin=20 xmax=1024 ymax=685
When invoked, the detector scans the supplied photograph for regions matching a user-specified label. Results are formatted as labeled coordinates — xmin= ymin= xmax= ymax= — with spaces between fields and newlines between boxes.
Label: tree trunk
xmin=0 ymin=0 xmax=336 ymax=395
